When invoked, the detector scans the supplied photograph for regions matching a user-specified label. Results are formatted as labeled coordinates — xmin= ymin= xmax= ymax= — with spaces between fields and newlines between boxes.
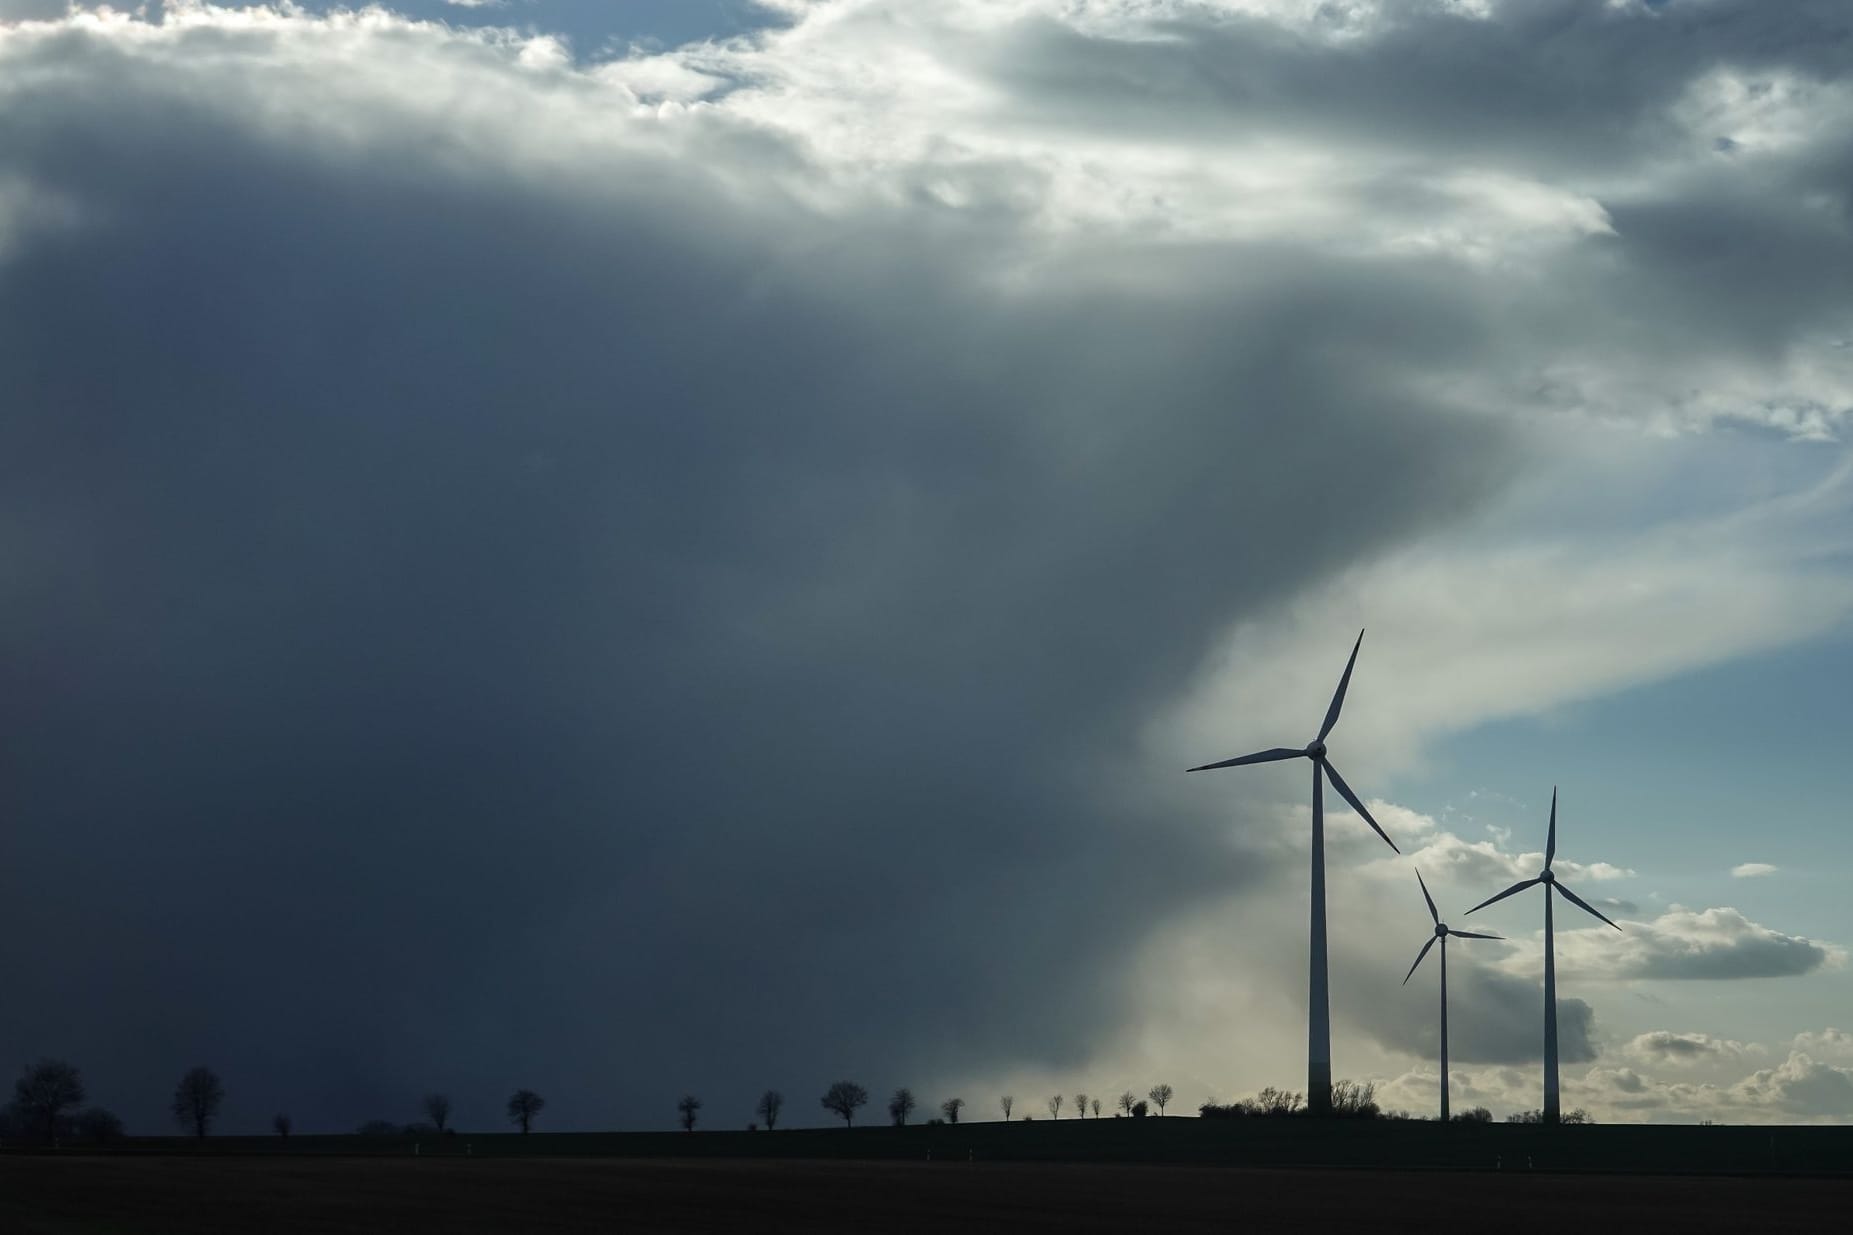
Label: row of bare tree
xmin=672 ymin=1083 xmax=1181 ymax=1131
xmin=5 ymin=1059 xmax=560 ymax=1143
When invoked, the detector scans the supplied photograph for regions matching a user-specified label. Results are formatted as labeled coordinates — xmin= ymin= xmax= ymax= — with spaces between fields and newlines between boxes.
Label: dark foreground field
xmin=6 ymin=1155 xmax=1853 ymax=1234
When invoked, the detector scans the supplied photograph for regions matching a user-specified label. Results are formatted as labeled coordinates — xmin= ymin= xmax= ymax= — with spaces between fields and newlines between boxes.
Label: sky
xmin=1 ymin=0 xmax=1851 ymax=1134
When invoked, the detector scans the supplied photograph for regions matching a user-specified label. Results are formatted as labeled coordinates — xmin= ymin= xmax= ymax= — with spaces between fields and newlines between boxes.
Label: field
xmin=6 ymin=1154 xmax=1853 ymax=1234
xmin=9 ymin=1119 xmax=1853 ymax=1232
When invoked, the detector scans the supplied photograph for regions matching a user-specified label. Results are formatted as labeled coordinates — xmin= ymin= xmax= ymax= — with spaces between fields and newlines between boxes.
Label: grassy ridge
xmin=27 ymin=1118 xmax=1853 ymax=1176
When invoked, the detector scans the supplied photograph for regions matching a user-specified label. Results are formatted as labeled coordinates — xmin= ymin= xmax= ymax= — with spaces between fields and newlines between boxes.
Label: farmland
xmin=5 ymin=1152 xmax=1852 ymax=1234
xmin=8 ymin=1119 xmax=1853 ymax=1232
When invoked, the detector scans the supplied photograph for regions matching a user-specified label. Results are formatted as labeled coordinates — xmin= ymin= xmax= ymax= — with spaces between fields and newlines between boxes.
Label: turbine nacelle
xmin=1434 ymin=922 xmax=1449 ymax=939
xmin=1463 ymin=790 xmax=1621 ymax=932
xmin=1183 ymin=630 xmax=1398 ymax=855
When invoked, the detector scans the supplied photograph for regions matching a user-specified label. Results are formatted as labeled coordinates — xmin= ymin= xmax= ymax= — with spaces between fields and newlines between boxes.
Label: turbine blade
xmin=1416 ymin=869 xmax=1439 ymax=925
xmin=1465 ymin=878 xmax=1540 ymax=915
xmin=1187 ymin=747 xmax=1303 ymax=772
xmin=1316 ymin=629 xmax=1365 ymax=743
xmin=1450 ymin=930 xmax=1504 ymax=940
xmin=1554 ymin=881 xmax=1623 ymax=931
xmin=1545 ymin=787 xmax=1558 ymax=868
xmin=1323 ymin=760 xmax=1399 ymax=853
xmin=1402 ymin=935 xmax=1437 ymax=985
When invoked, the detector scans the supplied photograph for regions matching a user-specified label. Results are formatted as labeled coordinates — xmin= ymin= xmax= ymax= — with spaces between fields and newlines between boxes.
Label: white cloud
xmin=1519 ymin=907 xmax=1845 ymax=982
xmin=1728 ymin=1053 xmax=1853 ymax=1119
xmin=1624 ymin=1030 xmax=1760 ymax=1067
xmin=1732 ymin=862 xmax=1779 ymax=878
xmin=1791 ymin=1029 xmax=1853 ymax=1062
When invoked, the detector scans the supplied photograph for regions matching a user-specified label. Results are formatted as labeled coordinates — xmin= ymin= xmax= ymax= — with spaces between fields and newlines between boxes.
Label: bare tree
xmin=1148 ymin=1084 xmax=1173 ymax=1116
xmin=1117 ymin=1091 xmax=1135 ymax=1116
xmin=171 ymin=1067 xmax=224 ymax=1139
xmin=12 ymin=1059 xmax=85 ymax=1144
xmin=1253 ymin=1086 xmax=1303 ymax=1116
xmin=273 ymin=1113 xmax=292 ymax=1139
xmin=1047 ymin=1095 xmax=1063 ymax=1119
xmin=999 ymin=1094 xmax=1014 ymax=1120
xmin=1074 ymin=1093 xmax=1087 ymax=1119
xmin=1330 ymin=1079 xmax=1379 ymax=1118
xmin=423 ymin=1093 xmax=451 ymax=1133
xmin=678 ymin=1094 xmax=701 ymax=1131
xmin=1090 ymin=1097 xmax=1101 ymax=1118
xmin=756 ymin=1089 xmax=784 ymax=1130
xmin=888 ymin=1088 xmax=916 ymax=1126
xmin=940 ymin=1097 xmax=964 ymax=1124
xmin=506 ymin=1089 xmax=545 ymax=1134
xmin=820 ymin=1081 xmax=868 ymax=1127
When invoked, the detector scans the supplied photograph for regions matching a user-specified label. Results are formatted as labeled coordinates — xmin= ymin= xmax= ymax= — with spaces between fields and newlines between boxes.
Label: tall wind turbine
xmin=1465 ymin=788 xmax=1621 ymax=1125
xmin=1403 ymin=870 xmax=1501 ymax=1122
xmin=1188 ymin=630 xmax=1399 ymax=1116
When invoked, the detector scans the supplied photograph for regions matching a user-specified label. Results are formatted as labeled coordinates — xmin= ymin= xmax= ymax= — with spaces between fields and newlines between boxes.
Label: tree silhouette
xmin=888 ymin=1088 xmax=916 ymax=1126
xmin=1090 ymin=1097 xmax=1101 ymax=1118
xmin=672 ymin=1094 xmax=698 ymax=1131
xmin=1252 ymin=1086 xmax=1303 ymax=1116
xmin=1329 ymin=1079 xmax=1378 ymax=1118
xmin=1047 ymin=1095 xmax=1063 ymax=1119
xmin=1117 ymin=1091 xmax=1135 ymax=1116
xmin=171 ymin=1067 xmax=224 ymax=1138
xmin=1074 ymin=1093 xmax=1087 ymax=1119
xmin=12 ymin=1059 xmax=84 ymax=1144
xmin=506 ymin=1089 xmax=545 ymax=1133
xmin=423 ymin=1093 xmax=451 ymax=1133
xmin=756 ymin=1090 xmax=784 ymax=1130
xmin=821 ymin=1081 xmax=867 ymax=1127
xmin=940 ymin=1097 xmax=964 ymax=1124
xmin=999 ymin=1094 xmax=1014 ymax=1120
xmin=75 ymin=1108 xmax=123 ymax=1143
xmin=273 ymin=1113 xmax=292 ymax=1139
xmin=1148 ymin=1084 xmax=1173 ymax=1116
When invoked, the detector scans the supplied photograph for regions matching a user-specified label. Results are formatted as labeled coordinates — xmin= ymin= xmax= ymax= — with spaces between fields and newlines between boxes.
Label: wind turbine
xmin=1403 ymin=870 xmax=1501 ymax=1122
xmin=1465 ymin=788 xmax=1621 ymax=1125
xmin=1188 ymin=629 xmax=1399 ymax=1116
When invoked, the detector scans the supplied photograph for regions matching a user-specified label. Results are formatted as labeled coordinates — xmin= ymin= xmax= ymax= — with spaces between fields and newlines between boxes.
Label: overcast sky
xmin=2 ymin=0 xmax=1852 ymax=1134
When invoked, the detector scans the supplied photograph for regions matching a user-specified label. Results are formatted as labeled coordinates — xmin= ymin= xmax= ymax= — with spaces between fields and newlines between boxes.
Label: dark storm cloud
xmin=0 ymin=15 xmax=1510 ymax=1132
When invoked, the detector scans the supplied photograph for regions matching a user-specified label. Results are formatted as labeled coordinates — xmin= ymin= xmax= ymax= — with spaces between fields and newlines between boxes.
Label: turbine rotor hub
xmin=1540 ymin=868 xmax=1555 ymax=884
xmin=1306 ymin=740 xmax=1327 ymax=760
xmin=1435 ymin=923 xmax=1449 ymax=939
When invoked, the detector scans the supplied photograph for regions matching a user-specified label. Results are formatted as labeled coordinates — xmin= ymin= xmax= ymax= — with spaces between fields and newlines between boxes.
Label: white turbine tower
xmin=1465 ymin=788 xmax=1621 ymax=1125
xmin=1402 ymin=869 xmax=1501 ymax=1122
xmin=1188 ymin=630 xmax=1399 ymax=1116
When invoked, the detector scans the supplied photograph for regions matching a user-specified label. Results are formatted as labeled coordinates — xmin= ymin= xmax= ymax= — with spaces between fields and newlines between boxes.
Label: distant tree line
xmin=6 ymin=1056 xmax=1594 ymax=1142
xmin=1196 ymin=1082 xmax=1594 ymax=1125
xmin=2 ymin=1058 xmax=562 ymax=1143
xmin=678 ymin=1080 xmax=1183 ymax=1133
xmin=1200 ymin=1081 xmax=1384 ymax=1120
